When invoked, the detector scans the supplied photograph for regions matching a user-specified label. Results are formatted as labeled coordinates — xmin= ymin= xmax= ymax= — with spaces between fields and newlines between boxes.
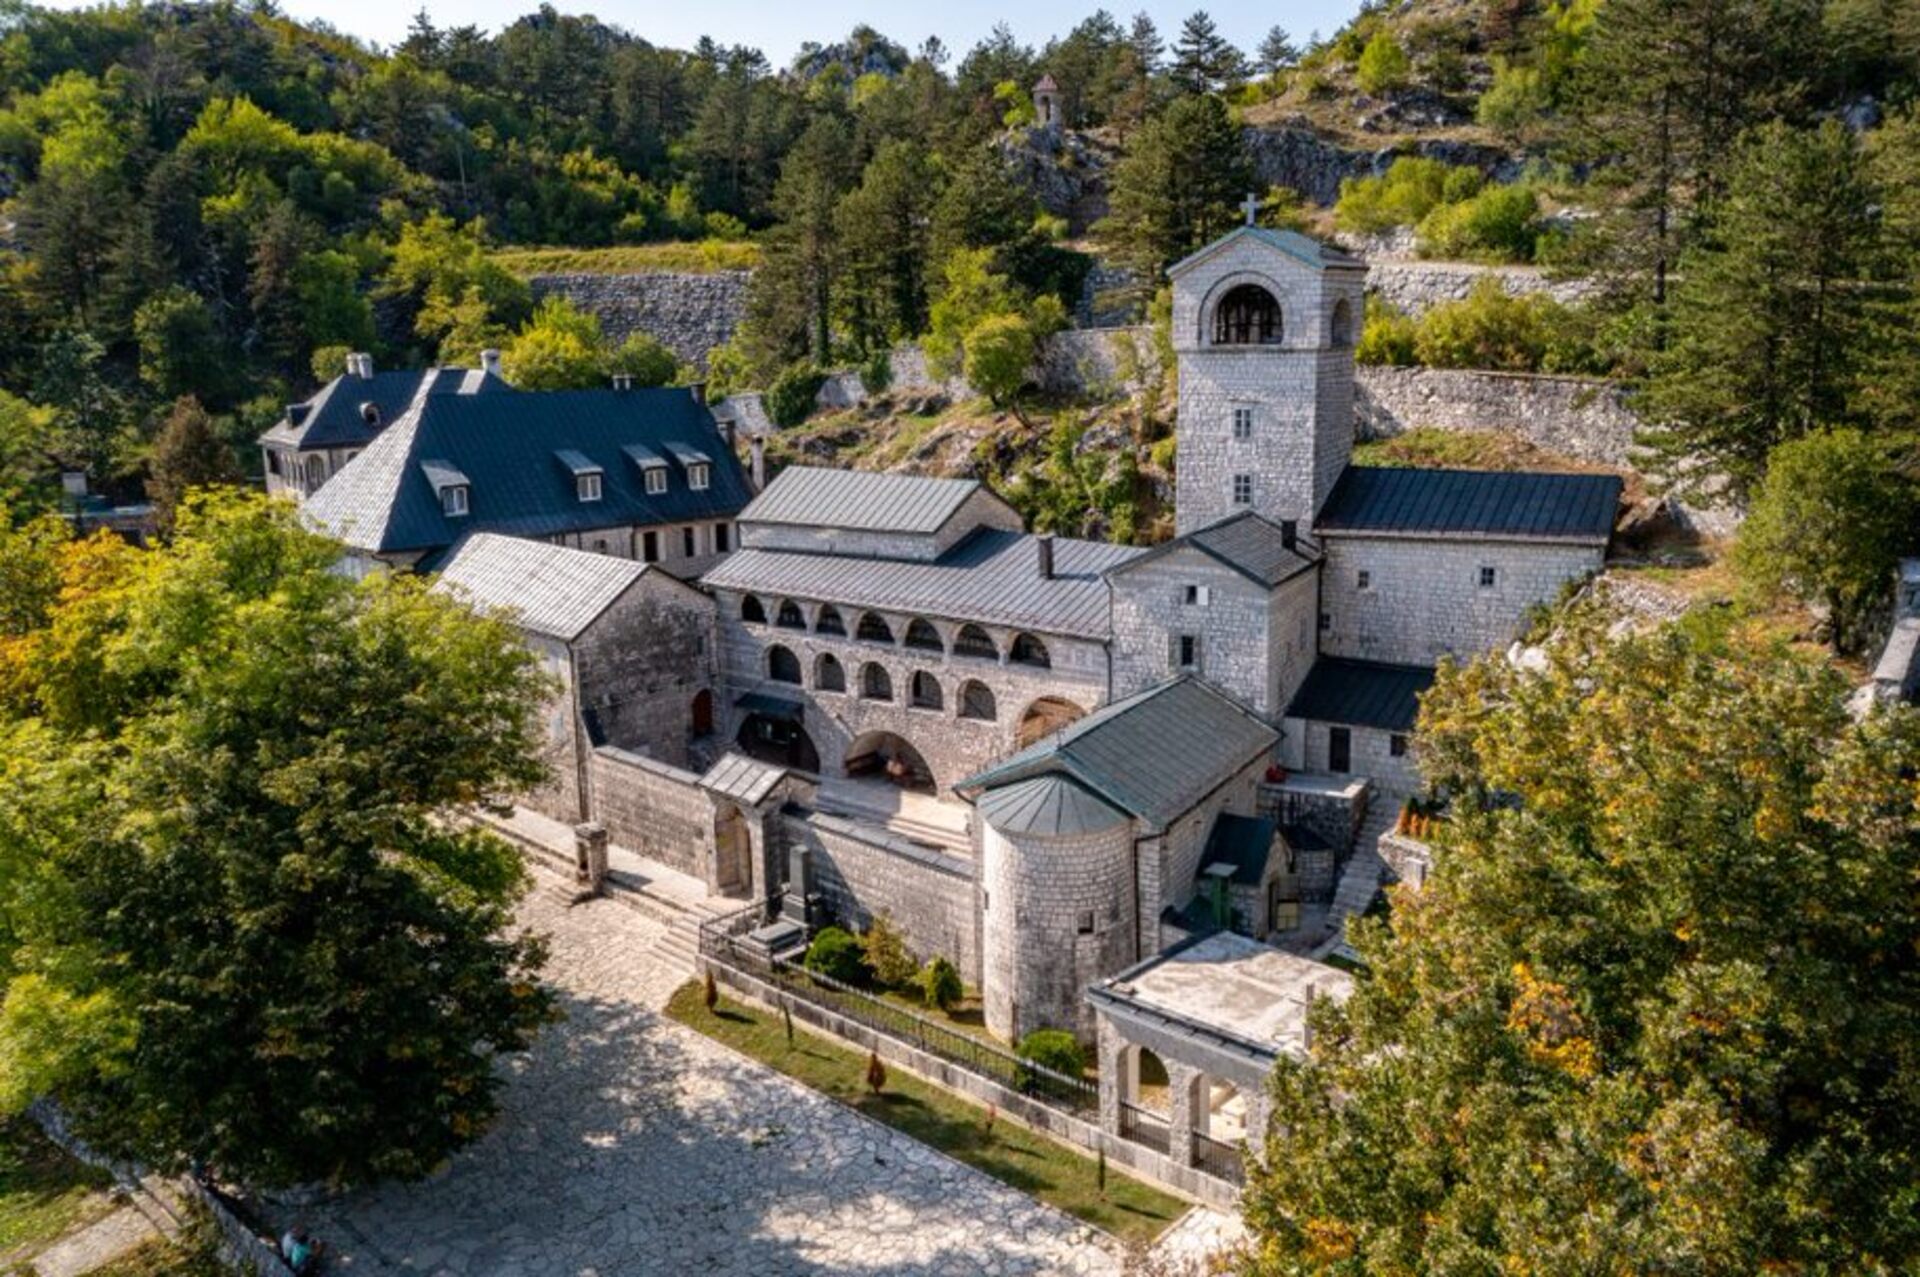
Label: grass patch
xmin=1353 ymin=426 xmax=1590 ymax=473
xmin=0 ymin=1118 xmax=115 ymax=1257
xmin=87 ymin=1232 xmax=229 ymax=1277
xmin=666 ymin=980 xmax=1185 ymax=1244
xmin=494 ymin=241 xmax=760 ymax=276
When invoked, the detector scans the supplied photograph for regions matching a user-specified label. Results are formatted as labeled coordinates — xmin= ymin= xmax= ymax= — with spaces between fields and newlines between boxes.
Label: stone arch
xmin=740 ymin=595 xmax=767 ymax=625
xmin=815 ymin=652 xmax=846 ymax=693
xmin=1211 ymin=282 xmax=1283 ymax=346
xmin=815 ymin=604 xmax=847 ymax=637
xmin=1016 ymin=695 xmax=1084 ymax=747
xmin=903 ymin=617 xmax=944 ymax=654
xmin=1127 ymin=1044 xmax=1172 ymax=1115
xmin=735 ymin=713 xmax=820 ymax=773
xmin=953 ymin=623 xmax=999 ymax=661
xmin=856 ymin=611 xmax=895 ymax=644
xmin=1009 ymin=631 xmax=1051 ymax=669
xmin=767 ymin=644 xmax=802 ymax=684
xmin=1193 ymin=1074 xmax=1249 ymax=1144
xmin=860 ymin=661 xmax=893 ymax=702
xmin=1329 ymin=296 xmax=1354 ymax=349
xmin=845 ymin=730 xmax=936 ymax=793
xmin=909 ymin=670 xmax=943 ymax=711
xmin=958 ymin=679 xmax=997 ymax=721
xmin=774 ymin=598 xmax=807 ymax=630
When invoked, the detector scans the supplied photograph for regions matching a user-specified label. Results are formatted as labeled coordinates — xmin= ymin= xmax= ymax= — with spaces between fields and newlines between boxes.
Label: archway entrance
xmin=844 ymin=731 xmax=935 ymax=793
xmin=735 ymin=714 xmax=820 ymax=774
xmin=712 ymin=801 xmax=753 ymax=897
xmin=1016 ymin=697 xmax=1086 ymax=748
xmin=690 ymin=689 xmax=714 ymax=738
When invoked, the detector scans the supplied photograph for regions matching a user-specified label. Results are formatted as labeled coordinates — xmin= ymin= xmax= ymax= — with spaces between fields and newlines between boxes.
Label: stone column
xmin=573 ymin=821 xmax=609 ymax=895
xmin=1244 ymin=1089 xmax=1274 ymax=1152
xmin=1096 ymin=1018 xmax=1125 ymax=1138
xmin=1167 ymin=1060 xmax=1202 ymax=1169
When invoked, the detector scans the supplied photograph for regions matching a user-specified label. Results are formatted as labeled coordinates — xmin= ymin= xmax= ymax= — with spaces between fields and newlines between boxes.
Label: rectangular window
xmin=441 ymin=485 xmax=469 ymax=516
xmin=682 ymin=526 xmax=697 ymax=558
xmin=1479 ymin=565 xmax=1498 ymax=588
xmin=577 ymin=472 xmax=603 ymax=502
xmin=1232 ymin=473 xmax=1253 ymax=505
xmin=641 ymin=530 xmax=659 ymax=563
xmin=1183 ymin=584 xmax=1210 ymax=607
xmin=1389 ymin=733 xmax=1409 ymax=758
xmin=1319 ymin=611 xmax=1331 ymax=632
xmin=1356 ymin=569 xmax=1371 ymax=590
xmin=1077 ymin=910 xmax=1095 ymax=935
xmin=689 ymin=463 xmax=711 ymax=491
xmin=1328 ymin=726 xmax=1352 ymax=774
xmin=715 ymin=522 xmax=731 ymax=553
xmin=645 ymin=468 xmax=668 ymax=495
xmin=1232 ymin=406 xmax=1254 ymax=440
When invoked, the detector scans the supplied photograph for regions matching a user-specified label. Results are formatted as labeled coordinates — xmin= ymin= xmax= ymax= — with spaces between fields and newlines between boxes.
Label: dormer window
xmin=442 ymin=485 xmax=469 ymax=516
xmin=421 ymin=459 xmax=471 ymax=518
xmin=689 ymin=463 xmax=711 ymax=491
xmin=577 ymin=472 xmax=603 ymax=502
xmin=645 ymin=469 xmax=668 ymax=494
xmin=666 ymin=442 xmax=713 ymax=492
xmin=556 ymin=449 xmax=604 ymax=503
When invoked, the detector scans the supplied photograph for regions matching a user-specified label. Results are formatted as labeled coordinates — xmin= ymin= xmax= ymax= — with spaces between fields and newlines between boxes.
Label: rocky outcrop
xmin=526 ymin=271 xmax=752 ymax=368
xmin=1244 ymin=121 xmax=1524 ymax=206
xmin=996 ymin=125 xmax=1119 ymax=234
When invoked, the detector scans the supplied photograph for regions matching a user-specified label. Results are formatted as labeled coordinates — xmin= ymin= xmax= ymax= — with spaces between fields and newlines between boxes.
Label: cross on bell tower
xmin=1240 ymin=192 xmax=1262 ymax=226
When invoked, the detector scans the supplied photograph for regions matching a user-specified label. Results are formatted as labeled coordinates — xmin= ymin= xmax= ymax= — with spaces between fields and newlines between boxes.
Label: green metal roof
xmin=976 ymin=774 xmax=1129 ymax=838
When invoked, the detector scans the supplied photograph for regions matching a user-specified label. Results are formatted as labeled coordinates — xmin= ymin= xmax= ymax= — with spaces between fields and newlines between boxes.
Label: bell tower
xmin=1168 ymin=212 xmax=1368 ymax=535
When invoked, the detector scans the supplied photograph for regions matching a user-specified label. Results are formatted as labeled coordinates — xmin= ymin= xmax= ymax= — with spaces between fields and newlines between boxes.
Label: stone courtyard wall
xmin=785 ymin=811 xmax=980 ymax=983
xmin=587 ymin=746 xmax=712 ymax=879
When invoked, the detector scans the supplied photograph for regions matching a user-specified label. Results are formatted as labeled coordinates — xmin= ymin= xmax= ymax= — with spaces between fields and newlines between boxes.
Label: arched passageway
xmin=844 ymin=731 xmax=936 ymax=793
xmin=1016 ymin=696 xmax=1086 ymax=748
xmin=735 ymin=714 xmax=820 ymax=774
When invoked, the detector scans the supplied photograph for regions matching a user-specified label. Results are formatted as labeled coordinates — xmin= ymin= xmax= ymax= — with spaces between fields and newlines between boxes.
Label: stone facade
xmin=787 ymin=811 xmax=982 ymax=982
xmin=1170 ymin=233 xmax=1366 ymax=533
xmin=1320 ymin=534 xmax=1603 ymax=666
xmin=586 ymin=747 xmax=715 ymax=879
xmin=1356 ymin=365 xmax=1638 ymax=467
xmin=527 ymin=271 xmax=752 ymax=368
xmin=1279 ymin=718 xmax=1421 ymax=797
xmin=1363 ymin=260 xmax=1595 ymax=317
xmin=1139 ymin=757 xmax=1270 ymax=954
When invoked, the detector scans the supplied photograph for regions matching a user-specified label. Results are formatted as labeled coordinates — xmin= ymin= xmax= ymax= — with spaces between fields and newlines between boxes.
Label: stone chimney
xmin=347 ymin=352 xmax=373 ymax=379
xmin=1036 ymin=532 xmax=1055 ymax=579
xmin=687 ymin=380 xmax=707 ymax=407
xmin=748 ymin=435 xmax=766 ymax=490
xmin=1280 ymin=519 xmax=1298 ymax=550
xmin=611 ymin=371 xmax=634 ymax=391
xmin=479 ymin=348 xmax=503 ymax=377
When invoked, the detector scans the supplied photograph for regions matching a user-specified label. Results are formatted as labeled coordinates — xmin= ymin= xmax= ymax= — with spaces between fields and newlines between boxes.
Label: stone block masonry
xmin=1356 ymin=365 xmax=1638 ymax=468
xmin=587 ymin=746 xmax=713 ymax=879
xmin=527 ymin=271 xmax=752 ymax=368
xmin=787 ymin=811 xmax=981 ymax=984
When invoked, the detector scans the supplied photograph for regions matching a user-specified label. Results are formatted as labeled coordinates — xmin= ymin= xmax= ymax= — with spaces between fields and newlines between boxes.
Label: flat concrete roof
xmin=1096 ymin=932 xmax=1355 ymax=1057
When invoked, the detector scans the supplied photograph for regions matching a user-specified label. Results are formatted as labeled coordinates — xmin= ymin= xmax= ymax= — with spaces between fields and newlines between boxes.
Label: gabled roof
xmin=957 ymin=677 xmax=1278 ymax=833
xmin=1285 ymin=657 xmax=1435 ymax=733
xmin=1167 ymin=225 xmax=1364 ymax=279
xmin=700 ymin=753 xmax=790 ymax=806
xmin=738 ymin=466 xmax=1006 ymax=536
xmin=1315 ymin=466 xmax=1621 ymax=543
xmin=258 ymin=366 xmax=507 ymax=451
xmin=1033 ymin=73 xmax=1059 ymax=91
xmin=1108 ymin=511 xmax=1319 ymax=590
xmin=433 ymin=533 xmax=655 ymax=642
xmin=305 ymin=386 xmax=752 ymax=556
xmin=976 ymin=774 xmax=1129 ymax=838
xmin=702 ymin=526 xmax=1141 ymax=640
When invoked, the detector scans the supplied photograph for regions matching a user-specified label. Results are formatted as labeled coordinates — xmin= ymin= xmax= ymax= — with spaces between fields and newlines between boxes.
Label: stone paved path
xmin=273 ymin=878 xmax=1214 ymax=1276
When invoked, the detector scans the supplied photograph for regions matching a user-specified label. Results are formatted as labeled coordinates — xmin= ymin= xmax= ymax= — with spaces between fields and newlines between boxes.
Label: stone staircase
xmin=1317 ymin=795 xmax=1402 ymax=954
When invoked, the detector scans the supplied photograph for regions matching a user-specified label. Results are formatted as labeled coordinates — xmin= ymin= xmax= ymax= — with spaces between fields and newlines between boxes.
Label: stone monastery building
xmin=303 ymin=222 xmax=1619 ymax=1186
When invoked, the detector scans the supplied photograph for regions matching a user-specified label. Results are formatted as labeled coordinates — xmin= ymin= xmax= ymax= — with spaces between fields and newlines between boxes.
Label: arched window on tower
xmin=1212 ymin=284 xmax=1283 ymax=346
xmin=1330 ymin=297 xmax=1354 ymax=349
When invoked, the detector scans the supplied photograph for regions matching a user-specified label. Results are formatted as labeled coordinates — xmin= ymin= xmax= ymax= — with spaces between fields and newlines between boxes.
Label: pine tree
xmin=1255 ymin=25 xmax=1299 ymax=76
xmin=1169 ymin=10 xmax=1246 ymax=94
xmin=145 ymin=396 xmax=241 ymax=534
xmin=1097 ymin=93 xmax=1253 ymax=299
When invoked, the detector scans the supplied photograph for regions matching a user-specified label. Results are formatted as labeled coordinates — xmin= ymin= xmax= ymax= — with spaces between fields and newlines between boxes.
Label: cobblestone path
xmin=277 ymin=883 xmax=1178 ymax=1276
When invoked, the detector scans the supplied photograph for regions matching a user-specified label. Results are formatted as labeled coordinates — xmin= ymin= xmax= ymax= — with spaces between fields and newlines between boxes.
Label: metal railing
xmin=699 ymin=916 xmax=1098 ymax=1113
xmin=1118 ymin=1100 xmax=1170 ymax=1155
xmin=1191 ymin=1129 xmax=1246 ymax=1185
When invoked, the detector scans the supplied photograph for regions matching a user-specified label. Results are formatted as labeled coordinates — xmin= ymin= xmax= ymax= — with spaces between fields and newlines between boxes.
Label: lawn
xmin=665 ymin=981 xmax=1186 ymax=1244
xmin=0 ymin=1118 xmax=115 ymax=1258
xmin=88 ymin=1234 xmax=229 ymax=1277
xmin=493 ymin=240 xmax=760 ymax=276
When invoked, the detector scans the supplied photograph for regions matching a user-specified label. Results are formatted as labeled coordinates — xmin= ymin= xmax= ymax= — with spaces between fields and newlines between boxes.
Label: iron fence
xmin=1191 ymin=1129 xmax=1246 ymax=1185
xmin=1118 ymin=1100 xmax=1170 ymax=1155
xmin=698 ymin=915 xmax=1098 ymax=1114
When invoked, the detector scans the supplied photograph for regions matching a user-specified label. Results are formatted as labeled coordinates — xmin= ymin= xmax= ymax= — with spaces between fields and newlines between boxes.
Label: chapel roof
xmin=1108 ymin=510 xmax=1319 ymax=590
xmin=1167 ymin=225 xmax=1364 ymax=278
xmin=957 ymin=677 xmax=1278 ymax=833
xmin=1315 ymin=466 xmax=1621 ymax=543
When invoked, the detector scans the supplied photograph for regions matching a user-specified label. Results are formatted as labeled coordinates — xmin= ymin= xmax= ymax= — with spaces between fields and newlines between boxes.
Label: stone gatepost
xmin=1096 ymin=1018 xmax=1126 ymax=1140
xmin=574 ymin=821 xmax=609 ymax=895
xmin=1166 ymin=1060 xmax=1203 ymax=1169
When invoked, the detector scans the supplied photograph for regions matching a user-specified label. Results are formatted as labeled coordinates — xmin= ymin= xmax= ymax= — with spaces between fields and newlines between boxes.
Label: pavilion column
xmin=1166 ymin=1060 xmax=1202 ymax=1168
xmin=1096 ymin=1019 xmax=1125 ymax=1139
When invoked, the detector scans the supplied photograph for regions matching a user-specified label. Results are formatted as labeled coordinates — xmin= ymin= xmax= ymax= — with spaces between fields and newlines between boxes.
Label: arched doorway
xmin=1016 ymin=696 xmax=1086 ymax=748
xmin=845 ymin=731 xmax=935 ymax=793
xmin=735 ymin=714 xmax=820 ymax=774
xmin=712 ymin=801 xmax=752 ymax=897
xmin=690 ymin=689 xmax=714 ymax=738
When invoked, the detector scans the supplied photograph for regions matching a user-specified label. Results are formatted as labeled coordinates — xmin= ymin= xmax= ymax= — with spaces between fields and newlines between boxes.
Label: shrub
xmin=1476 ymin=56 xmax=1549 ymax=143
xmin=1413 ymin=278 xmax=1552 ymax=372
xmin=1016 ymin=1029 xmax=1086 ymax=1083
xmin=1334 ymin=157 xmax=1453 ymax=234
xmin=1356 ymin=296 xmax=1420 ymax=366
xmin=766 ymin=362 xmax=824 ymax=427
xmin=860 ymin=347 xmax=893 ymax=396
xmin=919 ymin=956 xmax=964 ymax=1012
xmin=1417 ymin=182 xmax=1542 ymax=262
xmin=1355 ymin=31 xmax=1411 ymax=94
xmin=860 ymin=913 xmax=918 ymax=989
xmin=963 ymin=312 xmax=1037 ymax=408
xmin=608 ymin=332 xmax=681 ymax=388
xmin=803 ymin=926 xmax=867 ymax=985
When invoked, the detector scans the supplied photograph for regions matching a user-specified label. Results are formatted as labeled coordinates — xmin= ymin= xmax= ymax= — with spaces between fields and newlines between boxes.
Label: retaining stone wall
xmin=1365 ymin=260 xmax=1595 ymax=316
xmin=586 ymin=746 xmax=712 ymax=878
xmin=527 ymin=271 xmax=751 ymax=368
xmin=787 ymin=811 xmax=979 ymax=982
xmin=1356 ymin=365 xmax=1638 ymax=466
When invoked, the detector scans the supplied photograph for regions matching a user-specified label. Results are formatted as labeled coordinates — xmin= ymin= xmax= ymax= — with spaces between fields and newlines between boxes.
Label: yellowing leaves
xmin=1506 ymin=963 xmax=1599 ymax=1081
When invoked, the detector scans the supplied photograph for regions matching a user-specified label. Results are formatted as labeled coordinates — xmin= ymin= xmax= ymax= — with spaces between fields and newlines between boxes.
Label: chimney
xmin=687 ymin=380 xmax=707 ymax=407
xmin=611 ymin=371 xmax=634 ymax=391
xmin=1036 ymin=532 xmax=1055 ymax=579
xmin=347 ymin=352 xmax=373 ymax=379
xmin=479 ymin=348 xmax=502 ymax=378
xmin=1280 ymin=519 xmax=1298 ymax=550
xmin=748 ymin=435 xmax=766 ymax=490
xmin=717 ymin=415 xmax=736 ymax=451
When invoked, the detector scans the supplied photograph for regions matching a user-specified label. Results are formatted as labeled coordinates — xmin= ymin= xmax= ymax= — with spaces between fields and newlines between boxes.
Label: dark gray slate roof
xmin=739 ymin=466 xmax=1003 ymax=536
xmin=259 ymin=366 xmax=507 ymax=451
xmin=1285 ymin=658 xmax=1436 ymax=732
xmin=1316 ymin=466 xmax=1621 ymax=543
xmin=958 ymin=677 xmax=1278 ymax=833
xmin=1109 ymin=511 xmax=1318 ymax=590
xmin=976 ymin=774 xmax=1129 ymax=838
xmin=700 ymin=753 xmax=789 ymax=806
xmin=433 ymin=533 xmax=653 ymax=641
xmin=1202 ymin=812 xmax=1278 ymax=886
xmin=701 ymin=527 xmax=1142 ymax=640
xmin=1167 ymin=225 xmax=1363 ymax=277
xmin=305 ymin=386 xmax=751 ymax=556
